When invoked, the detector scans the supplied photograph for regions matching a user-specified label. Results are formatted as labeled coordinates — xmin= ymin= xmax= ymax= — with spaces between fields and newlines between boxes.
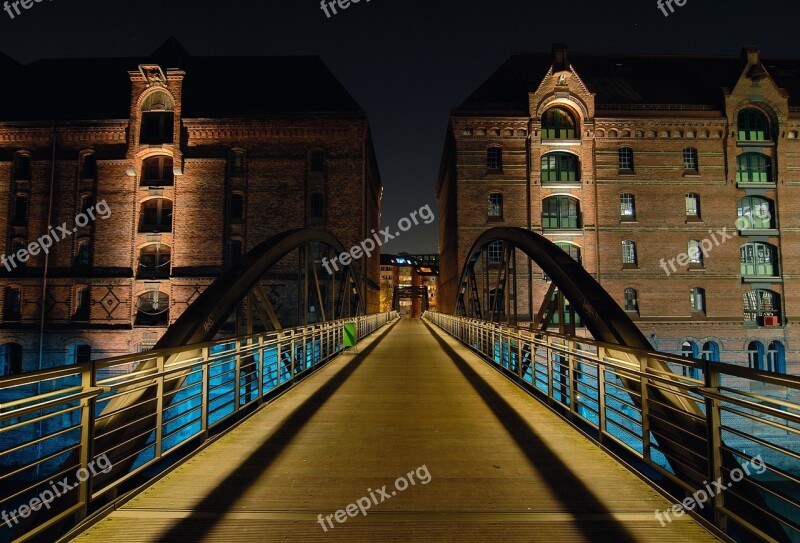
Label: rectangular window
xmin=622 ymin=240 xmax=636 ymax=265
xmin=624 ymin=288 xmax=638 ymax=312
xmin=618 ymin=148 xmax=634 ymax=171
xmin=620 ymin=193 xmax=635 ymax=219
xmin=488 ymin=193 xmax=503 ymax=218
xmin=683 ymin=148 xmax=699 ymax=171
xmin=691 ymin=288 xmax=705 ymax=313
xmin=3 ymin=288 xmax=21 ymax=321
xmin=685 ymin=193 xmax=700 ymax=218
xmin=487 ymin=148 xmax=502 ymax=171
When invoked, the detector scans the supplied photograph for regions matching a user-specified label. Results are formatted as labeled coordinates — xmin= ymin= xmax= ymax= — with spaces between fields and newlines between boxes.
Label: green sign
xmin=343 ymin=322 xmax=357 ymax=347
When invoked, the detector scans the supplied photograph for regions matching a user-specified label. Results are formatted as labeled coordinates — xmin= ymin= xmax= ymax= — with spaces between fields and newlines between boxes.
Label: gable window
xmin=73 ymin=287 xmax=90 ymax=321
xmin=691 ymin=288 xmax=705 ymax=313
xmin=80 ymin=153 xmax=97 ymax=179
xmin=488 ymin=193 xmax=503 ymax=219
xmin=740 ymin=242 xmax=777 ymax=277
xmin=623 ymin=288 xmax=638 ymax=312
xmin=138 ymin=244 xmax=171 ymax=279
xmin=737 ymin=196 xmax=773 ymax=230
xmin=13 ymin=153 xmax=31 ymax=181
xmin=138 ymin=198 xmax=173 ymax=233
xmin=542 ymin=152 xmax=579 ymax=182
xmin=3 ymin=287 xmax=21 ymax=321
xmin=737 ymin=153 xmax=771 ymax=183
xmin=542 ymin=195 xmax=580 ymax=229
xmin=0 ymin=343 xmax=22 ymax=375
xmin=685 ymin=193 xmax=701 ymax=219
xmin=737 ymin=109 xmax=769 ymax=142
xmin=135 ymin=291 xmax=170 ymax=326
xmin=621 ymin=240 xmax=637 ymax=266
xmin=620 ymin=193 xmax=635 ymax=220
xmin=487 ymin=147 xmax=502 ymax=171
xmin=618 ymin=147 xmax=634 ymax=172
xmin=139 ymin=91 xmax=174 ymax=145
xmin=683 ymin=147 xmax=699 ymax=172
xmin=142 ymin=156 xmax=174 ymax=186
xmin=743 ymin=290 xmax=780 ymax=326
xmin=541 ymin=107 xmax=577 ymax=139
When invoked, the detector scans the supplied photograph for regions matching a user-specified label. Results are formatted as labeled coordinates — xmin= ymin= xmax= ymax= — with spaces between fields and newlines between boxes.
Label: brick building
xmin=0 ymin=40 xmax=382 ymax=373
xmin=379 ymin=253 xmax=438 ymax=317
xmin=437 ymin=45 xmax=800 ymax=373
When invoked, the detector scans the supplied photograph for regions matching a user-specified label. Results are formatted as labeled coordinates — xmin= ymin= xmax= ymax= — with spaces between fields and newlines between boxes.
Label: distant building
xmin=437 ymin=44 xmax=799 ymax=373
xmin=0 ymin=39 xmax=382 ymax=373
xmin=379 ymin=253 xmax=438 ymax=317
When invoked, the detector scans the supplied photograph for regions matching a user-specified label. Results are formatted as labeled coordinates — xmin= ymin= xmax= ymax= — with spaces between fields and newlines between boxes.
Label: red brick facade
xmin=437 ymin=46 xmax=799 ymax=372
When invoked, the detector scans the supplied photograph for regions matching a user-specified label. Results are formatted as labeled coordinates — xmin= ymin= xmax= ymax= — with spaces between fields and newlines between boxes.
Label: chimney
xmin=742 ymin=45 xmax=760 ymax=65
xmin=552 ymin=43 xmax=570 ymax=72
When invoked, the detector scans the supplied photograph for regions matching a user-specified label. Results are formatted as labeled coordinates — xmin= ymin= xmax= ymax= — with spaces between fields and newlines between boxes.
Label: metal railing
xmin=0 ymin=312 xmax=398 ymax=542
xmin=425 ymin=312 xmax=800 ymax=543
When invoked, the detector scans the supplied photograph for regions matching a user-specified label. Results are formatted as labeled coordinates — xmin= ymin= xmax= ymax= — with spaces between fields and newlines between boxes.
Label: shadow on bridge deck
xmin=72 ymin=319 xmax=718 ymax=542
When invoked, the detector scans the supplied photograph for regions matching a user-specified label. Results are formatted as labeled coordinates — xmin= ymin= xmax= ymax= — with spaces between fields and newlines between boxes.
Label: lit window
xmin=737 ymin=153 xmax=771 ymax=183
xmin=542 ymin=108 xmax=577 ymax=139
xmin=737 ymin=109 xmax=769 ymax=141
xmin=542 ymin=152 xmax=579 ymax=182
xmin=138 ymin=199 xmax=173 ymax=233
xmin=688 ymin=240 xmax=703 ymax=266
xmin=138 ymin=244 xmax=171 ymax=279
xmin=620 ymin=193 xmax=635 ymax=219
xmin=740 ymin=243 xmax=777 ymax=277
xmin=743 ymin=290 xmax=780 ymax=326
xmin=690 ymin=288 xmax=705 ymax=313
xmin=488 ymin=193 xmax=503 ymax=218
xmin=542 ymin=196 xmax=580 ymax=229
xmin=737 ymin=196 xmax=773 ymax=229
xmin=685 ymin=193 xmax=700 ymax=219
xmin=621 ymin=240 xmax=637 ymax=266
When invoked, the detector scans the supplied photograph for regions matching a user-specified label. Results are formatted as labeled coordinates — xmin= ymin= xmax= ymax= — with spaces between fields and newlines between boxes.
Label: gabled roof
xmin=455 ymin=49 xmax=800 ymax=115
xmin=0 ymin=38 xmax=363 ymax=121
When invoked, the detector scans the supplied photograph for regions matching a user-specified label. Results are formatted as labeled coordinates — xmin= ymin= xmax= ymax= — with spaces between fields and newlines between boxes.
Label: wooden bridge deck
xmin=73 ymin=318 xmax=718 ymax=542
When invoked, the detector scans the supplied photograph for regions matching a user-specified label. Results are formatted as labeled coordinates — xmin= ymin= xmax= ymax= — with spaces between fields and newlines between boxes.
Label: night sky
xmin=0 ymin=0 xmax=797 ymax=253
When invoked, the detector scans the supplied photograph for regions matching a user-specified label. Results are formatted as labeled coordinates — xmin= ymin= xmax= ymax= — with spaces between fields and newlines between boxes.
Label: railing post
xmin=201 ymin=346 xmax=210 ymax=439
xmin=76 ymin=361 xmax=96 ymax=522
xmin=597 ymin=346 xmax=606 ymax=447
xmin=154 ymin=355 xmax=165 ymax=460
xmin=567 ymin=339 xmax=577 ymax=417
xmin=234 ymin=340 xmax=242 ymax=410
xmin=546 ymin=336 xmax=554 ymax=407
xmin=257 ymin=337 xmax=265 ymax=405
xmin=705 ymin=361 xmax=726 ymax=531
xmin=639 ymin=353 xmax=651 ymax=462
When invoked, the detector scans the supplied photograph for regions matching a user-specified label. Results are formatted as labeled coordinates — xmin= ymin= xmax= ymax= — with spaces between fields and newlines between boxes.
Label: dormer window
xmin=737 ymin=109 xmax=770 ymax=142
xmin=140 ymin=91 xmax=174 ymax=145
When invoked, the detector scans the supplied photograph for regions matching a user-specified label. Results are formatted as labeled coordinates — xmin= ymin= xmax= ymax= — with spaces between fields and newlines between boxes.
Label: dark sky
xmin=1 ymin=0 xmax=798 ymax=253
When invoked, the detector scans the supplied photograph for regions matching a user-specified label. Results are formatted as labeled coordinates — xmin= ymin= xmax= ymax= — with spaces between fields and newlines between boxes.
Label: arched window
xmin=488 ymin=192 xmax=503 ymax=219
xmin=80 ymin=153 xmax=97 ymax=179
xmin=310 ymin=193 xmax=325 ymax=218
xmin=620 ymin=193 xmax=635 ymax=219
xmin=740 ymin=242 xmax=778 ymax=277
xmin=142 ymin=156 xmax=174 ymax=186
xmin=737 ymin=153 xmax=771 ymax=183
xmin=13 ymin=153 xmax=31 ymax=181
xmin=623 ymin=288 xmax=638 ymax=312
xmin=542 ymin=195 xmax=580 ymax=229
xmin=73 ymin=287 xmax=90 ymax=321
xmin=0 ymin=343 xmax=22 ymax=375
xmin=701 ymin=341 xmax=720 ymax=362
xmin=685 ymin=193 xmax=701 ymax=219
xmin=688 ymin=240 xmax=703 ymax=266
xmin=138 ymin=244 xmax=171 ymax=279
xmin=618 ymin=147 xmax=634 ymax=172
xmin=737 ymin=109 xmax=769 ymax=141
xmin=766 ymin=341 xmax=786 ymax=374
xmin=683 ymin=147 xmax=699 ymax=172
xmin=75 ymin=239 xmax=91 ymax=268
xmin=542 ymin=107 xmax=577 ymax=139
xmin=681 ymin=341 xmax=700 ymax=378
xmin=138 ymin=199 xmax=173 ymax=233
xmin=541 ymin=152 xmax=580 ymax=182
xmin=743 ymin=290 xmax=780 ymax=326
xmin=737 ymin=196 xmax=774 ymax=230
xmin=487 ymin=147 xmax=503 ymax=171
xmin=555 ymin=242 xmax=580 ymax=263
xmin=3 ymin=287 xmax=21 ymax=321
xmin=621 ymin=240 xmax=637 ymax=266
xmin=747 ymin=341 xmax=764 ymax=370
xmin=135 ymin=291 xmax=170 ymax=326
xmin=70 ymin=344 xmax=92 ymax=364
xmin=140 ymin=91 xmax=174 ymax=144
xmin=691 ymin=288 xmax=705 ymax=313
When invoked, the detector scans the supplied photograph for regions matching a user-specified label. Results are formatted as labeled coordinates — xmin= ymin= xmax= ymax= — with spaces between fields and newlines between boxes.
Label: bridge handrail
xmin=0 ymin=311 xmax=398 ymax=542
xmin=424 ymin=311 xmax=800 ymax=543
